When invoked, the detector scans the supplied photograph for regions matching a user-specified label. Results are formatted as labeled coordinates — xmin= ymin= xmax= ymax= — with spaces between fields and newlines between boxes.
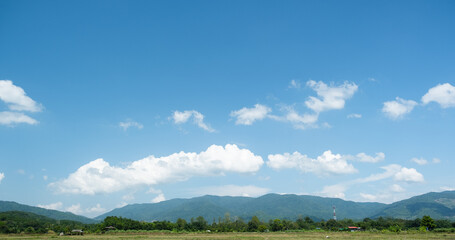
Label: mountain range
xmin=0 ymin=200 xmax=96 ymax=224
xmin=96 ymin=191 xmax=455 ymax=222
xmin=1 ymin=191 xmax=455 ymax=223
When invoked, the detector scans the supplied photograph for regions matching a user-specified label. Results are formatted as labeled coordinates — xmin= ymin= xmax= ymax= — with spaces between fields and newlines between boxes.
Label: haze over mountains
xmin=1 ymin=191 xmax=455 ymax=223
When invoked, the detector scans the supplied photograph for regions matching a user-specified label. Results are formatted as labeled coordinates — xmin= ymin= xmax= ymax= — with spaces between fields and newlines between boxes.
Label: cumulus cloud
xmin=394 ymin=167 xmax=424 ymax=183
xmin=305 ymin=80 xmax=358 ymax=113
xmin=0 ymin=173 xmax=4 ymax=183
xmin=422 ymin=83 xmax=455 ymax=108
xmin=119 ymin=120 xmax=143 ymax=131
xmin=171 ymin=110 xmax=214 ymax=132
xmin=0 ymin=80 xmax=42 ymax=126
xmin=50 ymin=144 xmax=264 ymax=195
xmin=382 ymin=97 xmax=418 ymax=120
xmin=152 ymin=193 xmax=166 ymax=203
xmin=195 ymin=185 xmax=270 ymax=197
xmin=288 ymin=79 xmax=301 ymax=89
xmin=347 ymin=113 xmax=362 ymax=119
xmin=230 ymin=104 xmax=271 ymax=125
xmin=37 ymin=202 xmax=63 ymax=210
xmin=267 ymin=150 xmax=357 ymax=176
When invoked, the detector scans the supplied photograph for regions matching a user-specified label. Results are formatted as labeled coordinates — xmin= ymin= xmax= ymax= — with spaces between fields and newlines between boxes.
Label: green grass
xmin=1 ymin=232 xmax=455 ymax=240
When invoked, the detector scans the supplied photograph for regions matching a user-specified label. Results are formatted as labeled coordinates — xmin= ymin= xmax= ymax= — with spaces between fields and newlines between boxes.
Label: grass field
xmin=1 ymin=232 xmax=455 ymax=240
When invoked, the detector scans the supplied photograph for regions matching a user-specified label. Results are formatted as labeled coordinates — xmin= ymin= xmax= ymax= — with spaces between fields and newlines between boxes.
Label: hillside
xmin=96 ymin=193 xmax=387 ymax=222
xmin=372 ymin=191 xmax=455 ymax=220
xmin=0 ymin=201 xmax=97 ymax=224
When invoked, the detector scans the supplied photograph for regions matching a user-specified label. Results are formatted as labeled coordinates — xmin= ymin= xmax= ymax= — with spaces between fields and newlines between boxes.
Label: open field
xmin=1 ymin=232 xmax=455 ymax=240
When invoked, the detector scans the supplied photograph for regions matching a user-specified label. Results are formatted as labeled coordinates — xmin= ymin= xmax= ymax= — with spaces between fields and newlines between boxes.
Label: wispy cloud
xmin=195 ymin=185 xmax=270 ymax=197
xmin=0 ymin=80 xmax=43 ymax=126
xmin=288 ymin=79 xmax=301 ymax=89
xmin=119 ymin=120 xmax=143 ymax=131
xmin=171 ymin=110 xmax=215 ymax=132
xmin=0 ymin=173 xmax=4 ymax=183
xmin=347 ymin=113 xmax=362 ymax=119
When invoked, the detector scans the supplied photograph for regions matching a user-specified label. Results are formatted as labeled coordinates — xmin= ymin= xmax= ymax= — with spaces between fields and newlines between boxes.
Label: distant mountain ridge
xmin=96 ymin=193 xmax=387 ymax=222
xmin=2 ymin=191 xmax=455 ymax=223
xmin=0 ymin=200 xmax=97 ymax=224
xmin=96 ymin=191 xmax=455 ymax=222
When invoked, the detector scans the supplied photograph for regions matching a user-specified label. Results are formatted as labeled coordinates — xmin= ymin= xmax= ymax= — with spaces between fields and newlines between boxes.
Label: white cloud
xmin=394 ymin=167 xmax=424 ymax=183
xmin=305 ymin=80 xmax=358 ymax=113
xmin=86 ymin=203 xmax=106 ymax=214
xmin=422 ymin=83 xmax=455 ymax=108
xmin=267 ymin=107 xmax=319 ymax=130
xmin=440 ymin=186 xmax=455 ymax=191
xmin=347 ymin=113 xmax=362 ymax=119
xmin=171 ymin=110 xmax=215 ymax=132
xmin=230 ymin=104 xmax=271 ymax=125
xmin=0 ymin=173 xmax=4 ymax=183
xmin=43 ymin=175 xmax=48 ymax=181
xmin=360 ymin=193 xmax=377 ymax=201
xmin=288 ymin=79 xmax=301 ymax=89
xmin=195 ymin=185 xmax=270 ymax=197
xmin=411 ymin=157 xmax=428 ymax=165
xmin=432 ymin=158 xmax=441 ymax=164
xmin=122 ymin=193 xmax=135 ymax=201
xmin=119 ymin=120 xmax=143 ymax=131
xmin=66 ymin=204 xmax=83 ymax=215
xmin=50 ymin=144 xmax=264 ymax=195
xmin=37 ymin=202 xmax=63 ymax=210
xmin=320 ymin=184 xmax=347 ymax=199
xmin=267 ymin=150 xmax=357 ymax=177
xmin=0 ymin=111 xmax=38 ymax=125
xmin=346 ymin=152 xmax=385 ymax=163
xmin=0 ymin=80 xmax=42 ymax=112
xmin=319 ymin=164 xmax=424 ymax=200
xmin=390 ymin=184 xmax=405 ymax=193
xmin=382 ymin=97 xmax=418 ymax=120
xmin=152 ymin=193 xmax=166 ymax=203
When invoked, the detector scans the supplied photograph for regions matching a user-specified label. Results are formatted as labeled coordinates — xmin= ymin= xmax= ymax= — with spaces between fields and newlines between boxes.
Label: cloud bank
xmin=50 ymin=144 xmax=264 ymax=195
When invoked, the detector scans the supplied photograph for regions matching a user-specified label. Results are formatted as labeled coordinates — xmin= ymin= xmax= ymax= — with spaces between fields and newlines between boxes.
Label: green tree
xmin=176 ymin=218 xmax=187 ymax=231
xmin=421 ymin=216 xmax=436 ymax=230
xmin=247 ymin=216 xmax=260 ymax=231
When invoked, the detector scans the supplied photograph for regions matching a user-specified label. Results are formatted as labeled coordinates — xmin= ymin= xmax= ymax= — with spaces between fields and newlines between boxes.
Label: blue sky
xmin=1 ymin=0 xmax=455 ymax=217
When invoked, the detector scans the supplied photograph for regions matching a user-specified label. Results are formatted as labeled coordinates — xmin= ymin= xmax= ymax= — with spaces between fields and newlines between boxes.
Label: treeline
xmin=98 ymin=215 xmax=455 ymax=233
xmin=2 ymin=210 xmax=455 ymax=234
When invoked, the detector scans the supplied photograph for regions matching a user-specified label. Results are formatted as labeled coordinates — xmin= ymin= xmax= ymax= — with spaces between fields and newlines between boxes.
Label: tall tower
xmin=333 ymin=205 xmax=337 ymax=221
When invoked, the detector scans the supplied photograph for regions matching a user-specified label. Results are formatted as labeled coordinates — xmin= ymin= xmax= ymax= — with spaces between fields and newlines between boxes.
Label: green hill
xmin=95 ymin=193 xmax=387 ymax=222
xmin=371 ymin=191 xmax=455 ymax=220
xmin=0 ymin=201 xmax=97 ymax=224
